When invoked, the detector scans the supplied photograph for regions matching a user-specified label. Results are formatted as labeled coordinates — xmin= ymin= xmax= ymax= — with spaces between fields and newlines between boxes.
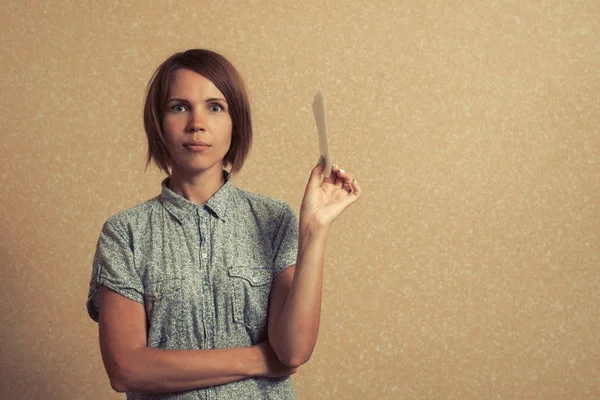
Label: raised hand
xmin=300 ymin=157 xmax=362 ymax=229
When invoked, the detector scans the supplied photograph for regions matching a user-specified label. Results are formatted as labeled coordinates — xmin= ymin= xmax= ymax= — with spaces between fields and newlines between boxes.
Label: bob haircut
xmin=143 ymin=49 xmax=252 ymax=176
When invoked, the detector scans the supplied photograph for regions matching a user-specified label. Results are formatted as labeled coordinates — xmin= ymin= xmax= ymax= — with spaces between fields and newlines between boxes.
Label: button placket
xmin=198 ymin=211 xmax=215 ymax=348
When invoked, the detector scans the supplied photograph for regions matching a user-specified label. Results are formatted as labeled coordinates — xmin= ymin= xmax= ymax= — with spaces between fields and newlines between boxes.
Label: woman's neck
xmin=168 ymin=166 xmax=226 ymax=205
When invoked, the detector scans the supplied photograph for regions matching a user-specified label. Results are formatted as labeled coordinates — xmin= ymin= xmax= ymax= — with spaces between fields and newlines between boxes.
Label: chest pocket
xmin=144 ymin=277 xmax=184 ymax=346
xmin=228 ymin=266 xmax=272 ymax=329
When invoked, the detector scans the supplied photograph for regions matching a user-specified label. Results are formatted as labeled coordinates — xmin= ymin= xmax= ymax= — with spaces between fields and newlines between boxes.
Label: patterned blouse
xmin=87 ymin=174 xmax=299 ymax=399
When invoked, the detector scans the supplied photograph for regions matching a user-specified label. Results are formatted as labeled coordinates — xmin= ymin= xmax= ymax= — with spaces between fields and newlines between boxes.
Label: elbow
xmin=270 ymin=334 xmax=317 ymax=368
xmin=107 ymin=369 xmax=129 ymax=393
xmin=279 ymin=349 xmax=314 ymax=369
xmin=282 ymin=357 xmax=308 ymax=369
xmin=106 ymin=357 xmax=140 ymax=393
xmin=109 ymin=379 xmax=127 ymax=393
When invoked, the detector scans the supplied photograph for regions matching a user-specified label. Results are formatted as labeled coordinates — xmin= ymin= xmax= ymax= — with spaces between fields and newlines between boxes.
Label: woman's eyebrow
xmin=205 ymin=97 xmax=227 ymax=103
xmin=166 ymin=97 xmax=190 ymax=103
xmin=166 ymin=97 xmax=227 ymax=104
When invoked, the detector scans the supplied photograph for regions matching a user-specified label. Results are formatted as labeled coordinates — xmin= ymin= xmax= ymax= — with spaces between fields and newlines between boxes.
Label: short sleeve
xmin=86 ymin=219 xmax=144 ymax=322
xmin=271 ymin=202 xmax=299 ymax=276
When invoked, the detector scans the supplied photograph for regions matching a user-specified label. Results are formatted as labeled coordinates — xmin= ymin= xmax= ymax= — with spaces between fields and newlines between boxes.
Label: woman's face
xmin=162 ymin=68 xmax=232 ymax=177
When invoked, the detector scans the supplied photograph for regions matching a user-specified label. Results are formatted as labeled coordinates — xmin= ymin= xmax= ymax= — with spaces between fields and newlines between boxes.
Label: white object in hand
xmin=312 ymin=88 xmax=333 ymax=178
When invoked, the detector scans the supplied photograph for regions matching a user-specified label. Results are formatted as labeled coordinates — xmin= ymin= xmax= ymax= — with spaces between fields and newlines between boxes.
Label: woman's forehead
xmin=167 ymin=68 xmax=226 ymax=100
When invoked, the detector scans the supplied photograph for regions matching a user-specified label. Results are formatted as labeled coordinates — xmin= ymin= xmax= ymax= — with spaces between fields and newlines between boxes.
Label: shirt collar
xmin=159 ymin=171 xmax=234 ymax=222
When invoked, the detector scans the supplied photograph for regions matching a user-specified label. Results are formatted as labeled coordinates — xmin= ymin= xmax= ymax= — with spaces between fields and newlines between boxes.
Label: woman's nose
xmin=187 ymin=110 xmax=205 ymax=132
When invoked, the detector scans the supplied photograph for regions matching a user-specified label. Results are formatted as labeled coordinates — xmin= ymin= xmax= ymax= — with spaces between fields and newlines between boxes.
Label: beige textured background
xmin=1 ymin=1 xmax=599 ymax=399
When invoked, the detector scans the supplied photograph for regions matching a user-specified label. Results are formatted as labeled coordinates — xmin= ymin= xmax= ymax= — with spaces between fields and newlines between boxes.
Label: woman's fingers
xmin=308 ymin=159 xmax=361 ymax=198
xmin=331 ymin=164 xmax=354 ymax=183
xmin=350 ymin=178 xmax=361 ymax=197
xmin=330 ymin=164 xmax=357 ymax=193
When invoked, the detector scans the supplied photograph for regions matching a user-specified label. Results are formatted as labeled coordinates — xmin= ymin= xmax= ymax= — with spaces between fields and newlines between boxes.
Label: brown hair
xmin=143 ymin=49 xmax=252 ymax=175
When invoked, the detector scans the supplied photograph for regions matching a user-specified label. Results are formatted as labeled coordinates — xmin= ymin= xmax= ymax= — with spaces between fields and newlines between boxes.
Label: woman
xmin=86 ymin=49 xmax=361 ymax=399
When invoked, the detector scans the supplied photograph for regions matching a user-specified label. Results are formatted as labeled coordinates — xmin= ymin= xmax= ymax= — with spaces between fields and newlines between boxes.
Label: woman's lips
xmin=184 ymin=144 xmax=210 ymax=152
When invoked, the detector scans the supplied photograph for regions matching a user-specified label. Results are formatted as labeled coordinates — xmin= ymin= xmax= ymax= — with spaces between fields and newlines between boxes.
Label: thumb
xmin=306 ymin=156 xmax=325 ymax=191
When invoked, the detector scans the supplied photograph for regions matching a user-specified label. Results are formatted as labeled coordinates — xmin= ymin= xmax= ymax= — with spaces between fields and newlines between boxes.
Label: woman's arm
xmin=268 ymin=160 xmax=361 ymax=368
xmin=99 ymin=286 xmax=295 ymax=393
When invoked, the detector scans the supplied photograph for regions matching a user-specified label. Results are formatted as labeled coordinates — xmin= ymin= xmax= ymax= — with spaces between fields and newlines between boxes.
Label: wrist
xmin=246 ymin=344 xmax=270 ymax=378
xmin=299 ymin=216 xmax=330 ymax=236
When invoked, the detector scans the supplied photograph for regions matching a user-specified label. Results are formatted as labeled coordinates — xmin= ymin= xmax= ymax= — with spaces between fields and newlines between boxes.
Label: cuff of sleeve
xmin=273 ymin=261 xmax=296 ymax=278
xmin=86 ymin=279 xmax=144 ymax=322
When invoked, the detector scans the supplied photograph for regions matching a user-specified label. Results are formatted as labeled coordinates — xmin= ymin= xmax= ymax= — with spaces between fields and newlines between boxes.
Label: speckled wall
xmin=1 ymin=1 xmax=598 ymax=399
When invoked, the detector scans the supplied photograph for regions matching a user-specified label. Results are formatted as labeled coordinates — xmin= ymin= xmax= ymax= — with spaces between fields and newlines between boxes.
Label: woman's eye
xmin=170 ymin=104 xmax=187 ymax=112
xmin=210 ymin=104 xmax=224 ymax=112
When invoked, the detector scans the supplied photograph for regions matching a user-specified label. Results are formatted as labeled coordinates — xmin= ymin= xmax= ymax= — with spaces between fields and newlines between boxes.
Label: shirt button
xmin=201 ymin=252 xmax=208 ymax=259
xmin=152 ymin=291 xmax=159 ymax=298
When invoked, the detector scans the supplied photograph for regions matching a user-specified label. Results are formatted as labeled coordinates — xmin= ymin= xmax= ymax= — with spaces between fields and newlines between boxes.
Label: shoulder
xmin=231 ymin=186 xmax=295 ymax=221
xmin=102 ymin=196 xmax=162 ymax=233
